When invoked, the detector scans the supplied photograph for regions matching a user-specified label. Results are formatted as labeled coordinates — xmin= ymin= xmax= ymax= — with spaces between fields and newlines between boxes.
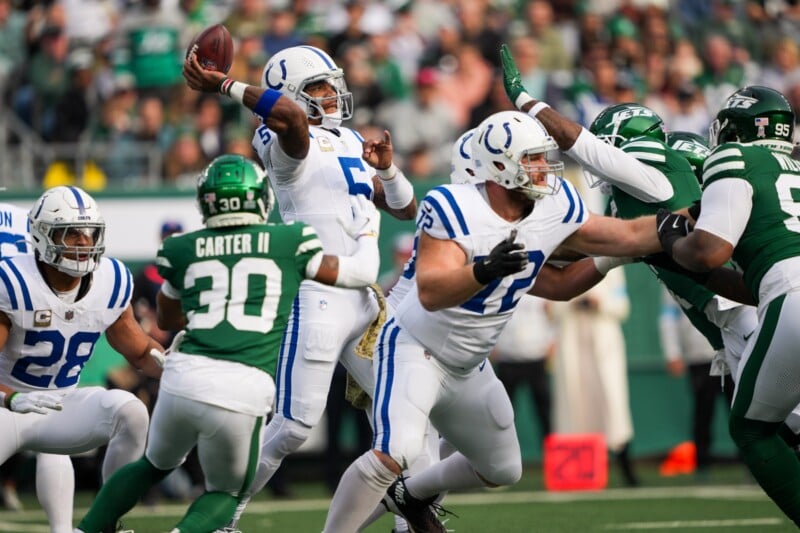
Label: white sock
xmin=405 ymin=452 xmax=482 ymax=499
xmin=324 ymin=451 xmax=396 ymax=533
xmin=36 ymin=453 xmax=74 ymax=533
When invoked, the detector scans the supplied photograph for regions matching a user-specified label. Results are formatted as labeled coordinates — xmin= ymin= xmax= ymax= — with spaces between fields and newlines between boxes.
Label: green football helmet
xmin=708 ymin=85 xmax=795 ymax=154
xmin=666 ymin=131 xmax=710 ymax=183
xmin=196 ymin=155 xmax=273 ymax=228
xmin=588 ymin=103 xmax=666 ymax=148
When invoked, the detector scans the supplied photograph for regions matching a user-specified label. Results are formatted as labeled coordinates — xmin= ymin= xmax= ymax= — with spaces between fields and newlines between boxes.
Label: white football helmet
xmin=471 ymin=111 xmax=563 ymax=200
xmin=29 ymin=186 xmax=105 ymax=277
xmin=450 ymin=128 xmax=479 ymax=184
xmin=261 ymin=45 xmax=353 ymax=128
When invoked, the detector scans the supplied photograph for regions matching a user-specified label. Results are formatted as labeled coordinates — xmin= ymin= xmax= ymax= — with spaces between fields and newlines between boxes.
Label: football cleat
xmin=382 ymin=476 xmax=453 ymax=533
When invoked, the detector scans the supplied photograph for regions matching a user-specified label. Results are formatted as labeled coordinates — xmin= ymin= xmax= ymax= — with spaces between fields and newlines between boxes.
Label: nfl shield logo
xmin=65 ymin=310 xmax=74 ymax=321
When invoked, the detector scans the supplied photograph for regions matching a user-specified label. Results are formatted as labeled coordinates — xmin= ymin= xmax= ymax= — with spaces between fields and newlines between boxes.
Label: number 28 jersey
xmin=394 ymin=182 xmax=588 ymax=371
xmin=156 ymin=222 xmax=322 ymax=377
xmin=0 ymin=254 xmax=132 ymax=392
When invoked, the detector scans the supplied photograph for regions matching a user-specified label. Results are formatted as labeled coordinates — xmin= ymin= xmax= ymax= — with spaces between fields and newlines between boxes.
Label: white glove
xmin=339 ymin=195 xmax=380 ymax=240
xmin=9 ymin=391 xmax=66 ymax=414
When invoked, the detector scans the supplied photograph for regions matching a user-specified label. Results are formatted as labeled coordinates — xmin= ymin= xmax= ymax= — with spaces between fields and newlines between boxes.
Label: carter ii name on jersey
xmin=195 ymin=232 xmax=272 ymax=258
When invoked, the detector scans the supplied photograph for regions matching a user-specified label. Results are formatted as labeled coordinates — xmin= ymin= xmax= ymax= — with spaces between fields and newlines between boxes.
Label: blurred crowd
xmin=2 ymin=0 xmax=800 ymax=190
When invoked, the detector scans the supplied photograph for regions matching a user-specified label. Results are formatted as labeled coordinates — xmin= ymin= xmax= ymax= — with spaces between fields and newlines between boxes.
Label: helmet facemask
xmin=298 ymin=73 xmax=353 ymax=128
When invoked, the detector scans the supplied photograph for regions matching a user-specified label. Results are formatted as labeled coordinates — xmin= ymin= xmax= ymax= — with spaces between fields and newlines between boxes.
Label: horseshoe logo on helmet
xmin=483 ymin=122 xmax=512 ymax=154
xmin=264 ymin=59 xmax=287 ymax=90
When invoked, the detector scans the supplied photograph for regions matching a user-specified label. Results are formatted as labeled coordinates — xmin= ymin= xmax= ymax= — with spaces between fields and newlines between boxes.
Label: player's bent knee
xmin=111 ymin=396 xmax=149 ymax=452
xmin=729 ymin=414 xmax=779 ymax=449
xmin=269 ymin=416 xmax=312 ymax=457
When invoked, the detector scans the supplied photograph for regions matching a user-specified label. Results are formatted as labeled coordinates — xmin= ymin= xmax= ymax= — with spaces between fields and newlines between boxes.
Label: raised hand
xmin=500 ymin=44 xmax=529 ymax=109
xmin=473 ymin=229 xmax=529 ymax=284
xmin=362 ymin=130 xmax=395 ymax=172
xmin=183 ymin=46 xmax=227 ymax=93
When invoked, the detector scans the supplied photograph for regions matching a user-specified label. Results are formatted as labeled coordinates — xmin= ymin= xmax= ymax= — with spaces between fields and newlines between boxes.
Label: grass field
xmin=0 ymin=462 xmax=794 ymax=533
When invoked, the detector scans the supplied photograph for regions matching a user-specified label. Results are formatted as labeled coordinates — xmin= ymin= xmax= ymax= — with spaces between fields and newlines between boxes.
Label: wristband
xmin=219 ymin=79 xmax=248 ymax=105
xmin=515 ymin=92 xmax=534 ymax=110
xmin=592 ymin=256 xmax=631 ymax=275
xmin=253 ymin=88 xmax=282 ymax=119
xmin=376 ymin=163 xmax=398 ymax=180
xmin=529 ymin=101 xmax=551 ymax=117
xmin=4 ymin=391 xmax=17 ymax=409
xmin=379 ymin=166 xmax=414 ymax=209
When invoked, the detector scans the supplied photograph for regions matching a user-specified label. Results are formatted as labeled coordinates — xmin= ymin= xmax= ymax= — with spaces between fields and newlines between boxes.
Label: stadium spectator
xmin=658 ymin=288 xmax=734 ymax=477
xmin=491 ymin=294 xmax=555 ymax=448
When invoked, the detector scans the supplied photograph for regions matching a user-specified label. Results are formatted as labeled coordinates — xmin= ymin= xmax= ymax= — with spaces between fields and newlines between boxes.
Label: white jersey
xmin=0 ymin=203 xmax=30 ymax=258
xmin=0 ymin=254 xmax=132 ymax=392
xmin=252 ymin=124 xmax=374 ymax=256
xmin=394 ymin=181 xmax=588 ymax=371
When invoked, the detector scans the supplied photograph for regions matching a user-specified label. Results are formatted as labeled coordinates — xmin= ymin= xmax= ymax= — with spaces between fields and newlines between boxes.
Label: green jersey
xmin=703 ymin=143 xmax=800 ymax=300
xmin=610 ymin=136 xmax=724 ymax=349
xmin=156 ymin=222 xmax=323 ymax=376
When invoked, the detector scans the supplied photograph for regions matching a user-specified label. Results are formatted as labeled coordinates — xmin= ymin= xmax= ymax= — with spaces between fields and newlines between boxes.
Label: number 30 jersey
xmin=156 ymin=222 xmax=323 ymax=377
xmin=393 ymin=182 xmax=588 ymax=371
xmin=0 ymin=254 xmax=132 ymax=392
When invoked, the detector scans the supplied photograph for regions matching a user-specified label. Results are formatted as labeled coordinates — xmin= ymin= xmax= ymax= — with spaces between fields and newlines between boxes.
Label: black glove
xmin=643 ymin=252 xmax=710 ymax=284
xmin=473 ymin=229 xmax=528 ymax=284
xmin=687 ymin=200 xmax=701 ymax=221
xmin=656 ymin=208 xmax=690 ymax=257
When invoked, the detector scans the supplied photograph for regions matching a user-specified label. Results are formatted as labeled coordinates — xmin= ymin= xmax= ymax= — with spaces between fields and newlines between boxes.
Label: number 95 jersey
xmin=394 ymin=182 xmax=588 ymax=371
xmin=0 ymin=254 xmax=132 ymax=392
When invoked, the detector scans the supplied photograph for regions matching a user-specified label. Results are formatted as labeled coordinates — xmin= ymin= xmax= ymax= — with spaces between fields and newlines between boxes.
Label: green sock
xmin=77 ymin=457 xmax=172 ymax=533
xmin=173 ymin=491 xmax=238 ymax=533
xmin=730 ymin=415 xmax=800 ymax=526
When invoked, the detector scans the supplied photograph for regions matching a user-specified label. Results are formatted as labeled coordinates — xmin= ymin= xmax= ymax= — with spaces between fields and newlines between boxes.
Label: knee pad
xmin=266 ymin=416 xmax=312 ymax=458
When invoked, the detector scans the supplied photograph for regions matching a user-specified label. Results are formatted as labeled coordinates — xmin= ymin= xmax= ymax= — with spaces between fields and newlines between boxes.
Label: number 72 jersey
xmin=0 ymin=254 xmax=132 ymax=392
xmin=393 ymin=182 xmax=587 ymax=370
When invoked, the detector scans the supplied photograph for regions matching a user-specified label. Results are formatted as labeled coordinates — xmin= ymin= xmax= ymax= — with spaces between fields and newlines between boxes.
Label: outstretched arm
xmin=500 ymin=44 xmax=673 ymax=203
xmin=530 ymin=257 xmax=630 ymax=301
xmin=183 ymin=49 xmax=309 ymax=159
xmin=562 ymin=212 xmax=661 ymax=258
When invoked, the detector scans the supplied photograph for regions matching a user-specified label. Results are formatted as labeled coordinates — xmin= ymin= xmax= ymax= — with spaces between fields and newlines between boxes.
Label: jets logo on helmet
xmin=724 ymin=95 xmax=757 ymax=109
xmin=589 ymin=103 xmax=666 ymax=148
xmin=666 ymin=131 xmax=710 ymax=183
xmin=196 ymin=155 xmax=274 ymax=228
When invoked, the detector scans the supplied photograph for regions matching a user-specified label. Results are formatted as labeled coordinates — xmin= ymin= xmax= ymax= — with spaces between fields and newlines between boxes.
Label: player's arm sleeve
xmin=155 ymin=238 xmax=177 ymax=288
xmin=566 ymin=128 xmax=673 ymax=202
xmin=694 ymin=178 xmax=752 ymax=247
xmin=252 ymin=126 xmax=307 ymax=186
xmin=304 ymin=228 xmax=381 ymax=288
